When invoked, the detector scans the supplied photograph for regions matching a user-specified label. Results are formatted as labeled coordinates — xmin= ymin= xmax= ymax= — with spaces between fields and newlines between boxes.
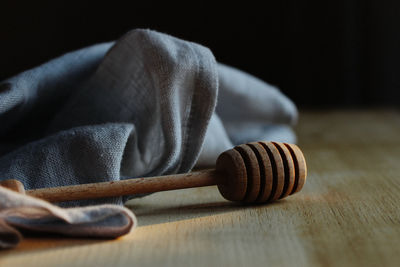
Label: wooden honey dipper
xmin=0 ymin=141 xmax=307 ymax=204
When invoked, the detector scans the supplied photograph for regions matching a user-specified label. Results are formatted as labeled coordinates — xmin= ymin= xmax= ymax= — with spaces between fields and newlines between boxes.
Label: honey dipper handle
xmin=26 ymin=170 xmax=219 ymax=203
xmin=0 ymin=179 xmax=25 ymax=194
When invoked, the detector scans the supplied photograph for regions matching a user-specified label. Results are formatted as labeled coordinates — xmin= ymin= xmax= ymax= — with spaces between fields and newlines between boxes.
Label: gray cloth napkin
xmin=0 ymin=186 xmax=135 ymax=249
xmin=0 ymin=29 xmax=297 ymax=248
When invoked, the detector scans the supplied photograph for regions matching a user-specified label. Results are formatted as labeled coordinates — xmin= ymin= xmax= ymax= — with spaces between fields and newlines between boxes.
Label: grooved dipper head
xmin=216 ymin=141 xmax=307 ymax=204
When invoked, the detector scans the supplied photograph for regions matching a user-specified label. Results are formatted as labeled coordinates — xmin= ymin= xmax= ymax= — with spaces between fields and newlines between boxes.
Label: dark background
xmin=1 ymin=1 xmax=400 ymax=107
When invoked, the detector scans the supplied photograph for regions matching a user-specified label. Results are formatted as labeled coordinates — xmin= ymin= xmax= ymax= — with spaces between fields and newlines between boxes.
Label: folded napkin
xmin=0 ymin=29 xmax=297 ymax=248
xmin=0 ymin=186 xmax=136 ymax=249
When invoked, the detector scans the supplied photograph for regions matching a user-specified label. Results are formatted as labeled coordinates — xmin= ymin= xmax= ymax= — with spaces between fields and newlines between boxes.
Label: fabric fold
xmin=0 ymin=28 xmax=298 ymax=248
xmin=0 ymin=186 xmax=136 ymax=249
xmin=0 ymin=29 xmax=219 ymax=196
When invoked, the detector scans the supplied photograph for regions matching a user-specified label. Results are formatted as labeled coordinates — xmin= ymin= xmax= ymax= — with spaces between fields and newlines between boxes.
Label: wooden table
xmin=2 ymin=110 xmax=400 ymax=267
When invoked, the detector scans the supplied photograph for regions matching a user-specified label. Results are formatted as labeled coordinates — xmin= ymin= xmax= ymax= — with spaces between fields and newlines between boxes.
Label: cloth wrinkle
xmin=0 ymin=29 xmax=297 ymax=248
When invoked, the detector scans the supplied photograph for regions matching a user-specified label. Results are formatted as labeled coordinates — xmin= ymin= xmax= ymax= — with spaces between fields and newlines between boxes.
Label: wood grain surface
xmin=1 ymin=110 xmax=400 ymax=267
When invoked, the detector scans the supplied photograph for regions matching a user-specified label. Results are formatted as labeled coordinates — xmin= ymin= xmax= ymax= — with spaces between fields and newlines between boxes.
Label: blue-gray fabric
xmin=0 ymin=185 xmax=136 ymax=249
xmin=0 ymin=29 xmax=298 ymax=248
xmin=0 ymin=29 xmax=297 ymax=205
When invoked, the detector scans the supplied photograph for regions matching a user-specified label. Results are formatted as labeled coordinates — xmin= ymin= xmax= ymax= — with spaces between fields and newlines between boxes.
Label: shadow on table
xmin=126 ymin=199 xmax=287 ymax=226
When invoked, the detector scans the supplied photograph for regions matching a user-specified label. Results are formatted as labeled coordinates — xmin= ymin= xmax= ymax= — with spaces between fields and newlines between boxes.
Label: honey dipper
xmin=0 ymin=141 xmax=307 ymax=204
